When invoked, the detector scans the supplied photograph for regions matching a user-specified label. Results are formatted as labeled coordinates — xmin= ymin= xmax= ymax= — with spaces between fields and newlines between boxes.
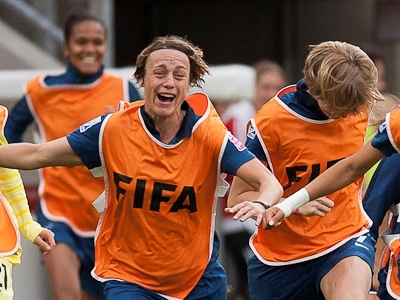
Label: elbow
xmin=227 ymin=196 xmax=234 ymax=208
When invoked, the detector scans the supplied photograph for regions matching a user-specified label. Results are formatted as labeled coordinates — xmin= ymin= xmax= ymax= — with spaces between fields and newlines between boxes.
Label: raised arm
xmin=0 ymin=137 xmax=82 ymax=170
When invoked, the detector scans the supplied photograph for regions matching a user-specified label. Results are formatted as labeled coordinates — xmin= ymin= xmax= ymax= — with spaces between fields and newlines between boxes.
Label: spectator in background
xmin=4 ymin=12 xmax=140 ymax=300
xmin=222 ymin=60 xmax=288 ymax=142
xmin=219 ymin=60 xmax=287 ymax=300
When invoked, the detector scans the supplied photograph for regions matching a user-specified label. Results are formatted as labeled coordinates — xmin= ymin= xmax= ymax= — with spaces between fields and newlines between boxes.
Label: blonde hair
xmin=134 ymin=35 xmax=210 ymax=88
xmin=303 ymin=41 xmax=385 ymax=116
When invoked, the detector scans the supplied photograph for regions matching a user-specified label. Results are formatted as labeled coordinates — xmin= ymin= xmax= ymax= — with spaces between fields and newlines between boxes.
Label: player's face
xmin=63 ymin=20 xmax=107 ymax=76
xmin=142 ymin=49 xmax=191 ymax=119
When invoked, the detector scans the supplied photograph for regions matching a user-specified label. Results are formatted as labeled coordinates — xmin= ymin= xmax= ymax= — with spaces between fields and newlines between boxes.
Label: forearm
xmin=0 ymin=166 xmax=43 ymax=242
xmin=0 ymin=142 xmax=46 ymax=169
xmin=275 ymin=143 xmax=384 ymax=217
xmin=306 ymin=144 xmax=383 ymax=200
xmin=255 ymin=178 xmax=283 ymax=207
xmin=306 ymin=158 xmax=356 ymax=200
xmin=0 ymin=138 xmax=82 ymax=170
xmin=227 ymin=188 xmax=261 ymax=207
xmin=229 ymin=158 xmax=283 ymax=207
xmin=274 ymin=160 xmax=364 ymax=218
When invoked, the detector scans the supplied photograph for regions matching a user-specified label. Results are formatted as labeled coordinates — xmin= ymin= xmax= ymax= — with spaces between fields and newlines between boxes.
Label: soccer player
xmin=226 ymin=41 xmax=384 ymax=299
xmin=0 ymin=35 xmax=283 ymax=299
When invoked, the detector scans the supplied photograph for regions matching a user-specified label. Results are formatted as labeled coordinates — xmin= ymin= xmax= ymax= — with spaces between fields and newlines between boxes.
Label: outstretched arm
xmin=0 ymin=137 xmax=82 ymax=170
xmin=266 ymin=142 xmax=385 ymax=226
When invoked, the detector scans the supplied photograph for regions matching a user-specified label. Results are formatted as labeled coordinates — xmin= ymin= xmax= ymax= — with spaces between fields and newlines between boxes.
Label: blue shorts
xmin=248 ymin=233 xmax=375 ymax=300
xmin=103 ymin=233 xmax=227 ymax=300
xmin=36 ymin=204 xmax=105 ymax=299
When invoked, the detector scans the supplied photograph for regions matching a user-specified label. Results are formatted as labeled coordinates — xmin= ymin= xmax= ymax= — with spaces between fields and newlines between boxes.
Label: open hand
xmin=225 ymin=201 xmax=265 ymax=226
xmin=297 ymin=197 xmax=334 ymax=217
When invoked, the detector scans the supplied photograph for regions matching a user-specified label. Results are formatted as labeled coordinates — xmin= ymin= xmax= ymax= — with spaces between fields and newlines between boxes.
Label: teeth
xmin=82 ymin=57 xmax=96 ymax=63
xmin=159 ymin=94 xmax=174 ymax=98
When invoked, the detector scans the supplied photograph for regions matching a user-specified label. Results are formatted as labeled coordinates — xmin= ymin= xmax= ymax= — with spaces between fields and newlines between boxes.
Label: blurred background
xmin=2 ymin=0 xmax=400 ymax=87
xmin=0 ymin=0 xmax=399 ymax=299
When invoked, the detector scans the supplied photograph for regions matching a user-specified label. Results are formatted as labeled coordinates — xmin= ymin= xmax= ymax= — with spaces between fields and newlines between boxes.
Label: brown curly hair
xmin=134 ymin=35 xmax=210 ymax=88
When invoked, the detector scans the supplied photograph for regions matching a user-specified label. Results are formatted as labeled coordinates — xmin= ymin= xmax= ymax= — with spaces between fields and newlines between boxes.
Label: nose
xmin=163 ymin=73 xmax=174 ymax=88
xmin=83 ymin=42 xmax=97 ymax=53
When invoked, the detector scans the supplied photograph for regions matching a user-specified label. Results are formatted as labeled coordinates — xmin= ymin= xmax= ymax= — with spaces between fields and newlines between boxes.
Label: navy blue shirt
xmin=371 ymin=122 xmax=398 ymax=156
xmin=363 ymin=154 xmax=400 ymax=242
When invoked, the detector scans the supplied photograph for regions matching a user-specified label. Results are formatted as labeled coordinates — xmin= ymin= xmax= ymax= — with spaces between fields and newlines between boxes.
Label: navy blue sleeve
xmin=245 ymin=135 xmax=267 ymax=161
xmin=363 ymin=154 xmax=400 ymax=241
xmin=243 ymin=121 xmax=267 ymax=161
xmin=221 ymin=134 xmax=256 ymax=175
xmin=4 ymin=97 xmax=34 ymax=143
xmin=371 ymin=124 xmax=397 ymax=157
xmin=66 ymin=115 xmax=107 ymax=169
xmin=128 ymin=82 xmax=141 ymax=102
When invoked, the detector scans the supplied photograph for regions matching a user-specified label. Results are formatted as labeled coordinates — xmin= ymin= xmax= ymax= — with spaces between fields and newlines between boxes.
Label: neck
xmin=153 ymin=110 xmax=185 ymax=144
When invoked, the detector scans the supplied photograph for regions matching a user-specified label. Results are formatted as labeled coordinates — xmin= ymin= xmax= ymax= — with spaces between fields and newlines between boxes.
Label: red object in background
xmin=25 ymin=184 xmax=39 ymax=212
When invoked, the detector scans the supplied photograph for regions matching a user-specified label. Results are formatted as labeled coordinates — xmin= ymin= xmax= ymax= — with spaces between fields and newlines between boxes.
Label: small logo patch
xmin=354 ymin=242 xmax=369 ymax=250
xmin=379 ymin=122 xmax=387 ymax=133
xmin=228 ymin=133 xmax=246 ymax=151
xmin=80 ymin=116 xmax=102 ymax=133
xmin=247 ymin=124 xmax=256 ymax=139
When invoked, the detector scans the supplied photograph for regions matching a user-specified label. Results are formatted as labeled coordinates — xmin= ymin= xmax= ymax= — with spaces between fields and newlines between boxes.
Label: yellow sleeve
xmin=362 ymin=126 xmax=381 ymax=192
xmin=0 ymin=134 xmax=43 ymax=243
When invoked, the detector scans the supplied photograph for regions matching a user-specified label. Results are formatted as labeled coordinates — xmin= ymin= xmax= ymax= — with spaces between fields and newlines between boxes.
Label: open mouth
xmin=158 ymin=93 xmax=175 ymax=103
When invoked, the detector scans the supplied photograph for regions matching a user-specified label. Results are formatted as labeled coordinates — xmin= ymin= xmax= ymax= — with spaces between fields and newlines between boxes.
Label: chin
xmin=77 ymin=65 xmax=101 ymax=75
xmin=79 ymin=69 xmax=99 ymax=76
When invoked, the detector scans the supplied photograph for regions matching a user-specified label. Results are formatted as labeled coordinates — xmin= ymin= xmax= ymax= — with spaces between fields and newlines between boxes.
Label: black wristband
xmin=253 ymin=201 xmax=271 ymax=209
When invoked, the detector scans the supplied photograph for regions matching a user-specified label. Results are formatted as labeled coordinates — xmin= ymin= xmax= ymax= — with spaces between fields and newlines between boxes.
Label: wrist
xmin=273 ymin=188 xmax=310 ymax=218
xmin=253 ymin=201 xmax=271 ymax=210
